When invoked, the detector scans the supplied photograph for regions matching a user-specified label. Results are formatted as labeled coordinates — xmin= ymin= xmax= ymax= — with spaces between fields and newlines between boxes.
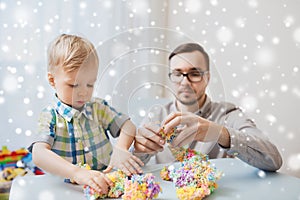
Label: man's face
xmin=169 ymin=51 xmax=209 ymax=106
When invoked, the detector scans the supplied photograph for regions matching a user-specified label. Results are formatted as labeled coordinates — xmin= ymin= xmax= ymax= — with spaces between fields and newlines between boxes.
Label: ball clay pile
xmin=83 ymin=170 xmax=127 ymax=199
xmin=160 ymin=155 xmax=222 ymax=200
xmin=83 ymin=170 xmax=161 ymax=200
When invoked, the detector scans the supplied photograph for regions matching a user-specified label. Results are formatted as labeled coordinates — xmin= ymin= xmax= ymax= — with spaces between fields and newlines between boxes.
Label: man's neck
xmin=176 ymin=94 xmax=207 ymax=113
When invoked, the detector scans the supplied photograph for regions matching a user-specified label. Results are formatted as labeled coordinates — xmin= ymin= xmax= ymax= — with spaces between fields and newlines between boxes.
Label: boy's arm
xmin=32 ymin=142 xmax=112 ymax=193
xmin=116 ymin=120 xmax=136 ymax=149
xmin=103 ymin=120 xmax=144 ymax=175
xmin=32 ymin=142 xmax=79 ymax=179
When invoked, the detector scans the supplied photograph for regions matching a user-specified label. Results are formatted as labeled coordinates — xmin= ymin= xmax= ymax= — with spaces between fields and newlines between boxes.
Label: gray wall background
xmin=0 ymin=0 xmax=299 ymax=178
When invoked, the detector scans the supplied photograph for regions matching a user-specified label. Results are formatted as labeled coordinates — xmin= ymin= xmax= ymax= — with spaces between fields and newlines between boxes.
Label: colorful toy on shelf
xmin=0 ymin=145 xmax=44 ymax=199
xmin=0 ymin=146 xmax=28 ymax=170
xmin=0 ymin=146 xmax=44 ymax=175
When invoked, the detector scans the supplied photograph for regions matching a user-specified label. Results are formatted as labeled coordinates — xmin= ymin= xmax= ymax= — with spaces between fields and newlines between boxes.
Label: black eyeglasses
xmin=168 ymin=70 xmax=209 ymax=83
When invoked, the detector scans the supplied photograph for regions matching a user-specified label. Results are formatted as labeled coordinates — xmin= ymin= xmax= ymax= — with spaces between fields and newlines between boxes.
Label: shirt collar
xmin=54 ymin=95 xmax=94 ymax=122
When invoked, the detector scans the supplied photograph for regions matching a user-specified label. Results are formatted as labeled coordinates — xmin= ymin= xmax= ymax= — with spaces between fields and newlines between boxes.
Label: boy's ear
xmin=48 ymin=72 xmax=55 ymax=87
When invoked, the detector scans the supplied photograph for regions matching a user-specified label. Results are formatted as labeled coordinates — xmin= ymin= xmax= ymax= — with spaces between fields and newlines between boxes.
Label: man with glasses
xmin=133 ymin=43 xmax=282 ymax=171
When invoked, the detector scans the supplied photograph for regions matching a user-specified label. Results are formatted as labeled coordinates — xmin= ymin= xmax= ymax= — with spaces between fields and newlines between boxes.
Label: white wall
xmin=0 ymin=0 xmax=299 ymax=178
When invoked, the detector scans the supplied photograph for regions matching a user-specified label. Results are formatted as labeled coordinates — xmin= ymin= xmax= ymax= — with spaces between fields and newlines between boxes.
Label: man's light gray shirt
xmin=137 ymin=96 xmax=282 ymax=171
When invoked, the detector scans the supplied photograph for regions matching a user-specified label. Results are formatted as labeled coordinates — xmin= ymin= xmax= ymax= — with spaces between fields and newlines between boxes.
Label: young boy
xmin=29 ymin=34 xmax=144 ymax=194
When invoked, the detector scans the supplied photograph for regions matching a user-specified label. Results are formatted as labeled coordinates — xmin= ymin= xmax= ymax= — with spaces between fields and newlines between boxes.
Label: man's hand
xmin=134 ymin=123 xmax=165 ymax=154
xmin=103 ymin=146 xmax=144 ymax=176
xmin=163 ymin=112 xmax=229 ymax=147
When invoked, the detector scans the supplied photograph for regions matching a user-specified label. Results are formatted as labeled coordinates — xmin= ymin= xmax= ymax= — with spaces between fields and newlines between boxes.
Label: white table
xmin=9 ymin=158 xmax=300 ymax=200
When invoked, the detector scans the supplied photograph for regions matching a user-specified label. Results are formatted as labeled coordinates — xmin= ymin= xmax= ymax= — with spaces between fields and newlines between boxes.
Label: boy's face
xmin=48 ymin=55 xmax=98 ymax=109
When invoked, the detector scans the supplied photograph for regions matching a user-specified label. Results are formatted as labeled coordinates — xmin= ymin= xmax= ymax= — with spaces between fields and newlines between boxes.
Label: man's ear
xmin=48 ymin=72 xmax=55 ymax=88
xmin=204 ymin=72 xmax=210 ymax=85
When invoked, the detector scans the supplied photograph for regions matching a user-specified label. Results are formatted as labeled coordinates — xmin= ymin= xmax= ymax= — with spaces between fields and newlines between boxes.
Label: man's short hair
xmin=169 ymin=43 xmax=210 ymax=70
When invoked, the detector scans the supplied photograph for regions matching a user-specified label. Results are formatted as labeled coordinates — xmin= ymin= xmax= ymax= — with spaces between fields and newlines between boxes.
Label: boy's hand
xmin=103 ymin=146 xmax=144 ymax=176
xmin=72 ymin=168 xmax=113 ymax=194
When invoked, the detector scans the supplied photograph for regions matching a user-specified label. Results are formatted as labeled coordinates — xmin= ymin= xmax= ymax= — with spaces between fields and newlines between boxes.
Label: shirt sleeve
xmin=28 ymin=107 xmax=56 ymax=152
xmin=94 ymin=98 xmax=130 ymax=138
xmin=223 ymin=106 xmax=283 ymax=171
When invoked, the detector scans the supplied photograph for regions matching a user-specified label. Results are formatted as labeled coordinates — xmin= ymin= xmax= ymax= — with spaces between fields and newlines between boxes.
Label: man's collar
xmin=54 ymin=96 xmax=93 ymax=122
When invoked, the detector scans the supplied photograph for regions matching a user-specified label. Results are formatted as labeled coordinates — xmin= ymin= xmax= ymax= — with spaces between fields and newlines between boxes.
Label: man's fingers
xmin=163 ymin=114 xmax=183 ymax=134
xmin=134 ymin=141 xmax=162 ymax=154
xmin=171 ymin=128 xmax=196 ymax=147
xmin=143 ymin=122 xmax=161 ymax=133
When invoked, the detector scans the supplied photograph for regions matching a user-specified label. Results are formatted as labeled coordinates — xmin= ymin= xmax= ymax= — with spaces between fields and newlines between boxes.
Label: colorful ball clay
xmin=161 ymin=155 xmax=222 ymax=200
xmin=122 ymin=173 xmax=162 ymax=200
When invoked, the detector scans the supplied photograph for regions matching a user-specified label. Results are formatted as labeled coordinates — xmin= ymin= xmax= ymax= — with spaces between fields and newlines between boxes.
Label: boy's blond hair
xmin=47 ymin=34 xmax=99 ymax=73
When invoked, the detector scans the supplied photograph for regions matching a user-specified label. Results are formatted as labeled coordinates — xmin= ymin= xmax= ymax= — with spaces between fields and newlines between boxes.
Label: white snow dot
xmin=284 ymin=16 xmax=294 ymax=28
xmin=103 ymin=0 xmax=112 ymax=9
xmin=293 ymin=67 xmax=299 ymax=72
xmin=150 ymin=21 xmax=155 ymax=26
xmin=210 ymin=0 xmax=218 ymax=6
xmin=216 ymin=26 xmax=233 ymax=44
xmin=235 ymin=17 xmax=246 ymax=28
xmin=241 ymin=96 xmax=257 ymax=112
xmin=247 ymin=0 xmax=258 ymax=8
xmin=104 ymin=95 xmax=111 ymax=101
xmin=184 ymin=0 xmax=202 ymax=13
xmin=17 ymin=178 xmax=26 ymax=186
xmin=139 ymin=109 xmax=146 ymax=117
xmin=0 ymin=2 xmax=6 ymax=10
xmin=265 ymin=114 xmax=277 ymax=124
xmin=144 ymin=83 xmax=151 ymax=89
xmin=151 ymin=65 xmax=159 ymax=73
xmin=38 ymin=190 xmax=55 ymax=200
xmin=2 ymin=76 xmax=18 ymax=92
xmin=280 ymin=84 xmax=288 ymax=92
xmin=109 ymin=70 xmax=116 ymax=77
xmin=27 ymin=110 xmax=33 ymax=116
xmin=257 ymin=170 xmax=266 ymax=178
xmin=2 ymin=45 xmax=9 ymax=52
xmin=79 ymin=2 xmax=87 ymax=9
xmin=232 ymin=90 xmax=240 ymax=98
xmin=272 ymin=37 xmax=280 ymax=45
xmin=84 ymin=147 xmax=89 ymax=152
xmin=24 ymin=98 xmax=30 ymax=104
xmin=17 ymin=76 xmax=24 ymax=82
xmin=44 ymin=24 xmax=51 ymax=32
xmin=15 ymin=128 xmax=22 ymax=134
xmin=256 ymin=34 xmax=264 ymax=42
xmin=254 ymin=47 xmax=274 ymax=67
xmin=37 ymin=92 xmax=44 ymax=99
xmin=287 ymin=154 xmax=300 ymax=171
xmin=25 ymin=130 xmax=32 ymax=136
xmin=0 ymin=96 xmax=4 ymax=104
xmin=293 ymin=27 xmax=300 ymax=43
